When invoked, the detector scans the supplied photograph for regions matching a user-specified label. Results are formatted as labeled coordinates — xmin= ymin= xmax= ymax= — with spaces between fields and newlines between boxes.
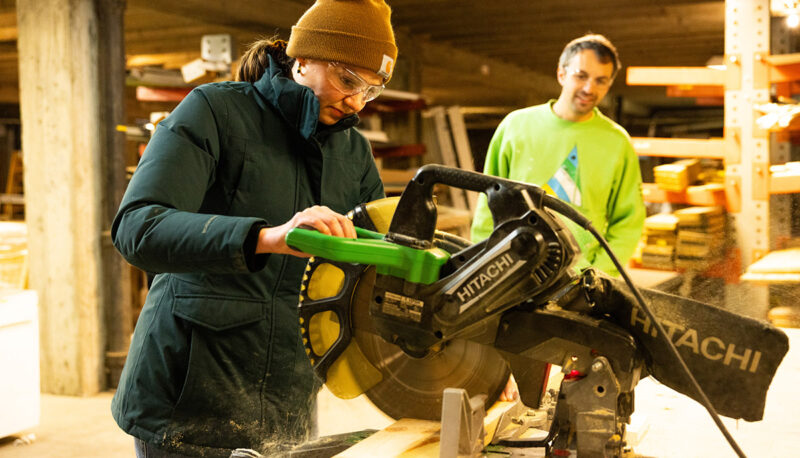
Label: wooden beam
xmin=136 ymin=86 xmax=192 ymax=102
xmin=763 ymin=52 xmax=800 ymax=66
xmin=0 ymin=82 xmax=18 ymax=103
xmin=666 ymin=85 xmax=725 ymax=98
xmin=641 ymin=183 xmax=727 ymax=207
xmin=627 ymin=66 xmax=727 ymax=86
xmin=0 ymin=25 xmax=16 ymax=41
xmin=769 ymin=62 xmax=800 ymax=83
xmin=632 ymin=137 xmax=725 ymax=159
xmin=391 ymin=1 xmax=723 ymax=30
xmin=461 ymin=34 xmax=724 ymax=57
xmin=420 ymin=41 xmax=560 ymax=103
xmin=127 ymin=0 xmax=306 ymax=32
xmin=770 ymin=162 xmax=800 ymax=194
xmin=125 ymin=24 xmax=236 ymax=44
xmin=0 ymin=11 xmax=16 ymax=41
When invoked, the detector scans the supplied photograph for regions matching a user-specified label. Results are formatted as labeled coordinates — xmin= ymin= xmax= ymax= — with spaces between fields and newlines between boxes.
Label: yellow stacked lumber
xmin=654 ymin=159 xmax=702 ymax=192
xmin=641 ymin=213 xmax=679 ymax=270
xmin=674 ymin=206 xmax=725 ymax=270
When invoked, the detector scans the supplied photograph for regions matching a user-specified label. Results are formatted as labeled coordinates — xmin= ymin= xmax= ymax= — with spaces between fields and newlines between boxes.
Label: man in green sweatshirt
xmin=471 ymin=33 xmax=645 ymax=277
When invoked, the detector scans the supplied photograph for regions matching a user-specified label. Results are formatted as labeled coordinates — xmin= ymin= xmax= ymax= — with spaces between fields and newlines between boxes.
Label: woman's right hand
xmin=255 ymin=205 xmax=357 ymax=257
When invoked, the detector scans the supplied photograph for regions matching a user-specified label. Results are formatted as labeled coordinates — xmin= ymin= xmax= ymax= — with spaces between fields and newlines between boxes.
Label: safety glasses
xmin=326 ymin=62 xmax=385 ymax=102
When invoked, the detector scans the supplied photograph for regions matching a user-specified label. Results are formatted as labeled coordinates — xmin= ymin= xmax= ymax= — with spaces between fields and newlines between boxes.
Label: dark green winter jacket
xmin=110 ymin=57 xmax=384 ymax=457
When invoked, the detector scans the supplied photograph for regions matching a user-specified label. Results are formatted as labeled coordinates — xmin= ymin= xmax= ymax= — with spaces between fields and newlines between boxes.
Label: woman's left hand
xmin=255 ymin=205 xmax=356 ymax=257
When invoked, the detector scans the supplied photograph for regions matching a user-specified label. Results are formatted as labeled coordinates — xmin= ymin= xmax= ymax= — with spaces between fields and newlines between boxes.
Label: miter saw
xmin=287 ymin=164 xmax=789 ymax=457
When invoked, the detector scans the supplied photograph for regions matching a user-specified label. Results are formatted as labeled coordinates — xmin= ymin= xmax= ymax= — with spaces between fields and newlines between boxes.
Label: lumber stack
xmin=673 ymin=206 xmax=725 ymax=270
xmin=640 ymin=213 xmax=679 ymax=270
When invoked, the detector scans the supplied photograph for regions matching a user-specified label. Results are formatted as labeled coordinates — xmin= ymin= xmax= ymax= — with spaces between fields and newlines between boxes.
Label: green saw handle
xmin=286 ymin=227 xmax=450 ymax=284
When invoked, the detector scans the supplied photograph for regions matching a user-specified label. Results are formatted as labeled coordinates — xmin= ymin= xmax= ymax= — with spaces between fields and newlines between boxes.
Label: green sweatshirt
xmin=470 ymin=101 xmax=645 ymax=276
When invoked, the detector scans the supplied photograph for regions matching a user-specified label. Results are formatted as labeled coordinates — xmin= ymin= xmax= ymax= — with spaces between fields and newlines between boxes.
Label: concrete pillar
xmin=17 ymin=0 xmax=128 ymax=395
xmin=95 ymin=0 xmax=133 ymax=390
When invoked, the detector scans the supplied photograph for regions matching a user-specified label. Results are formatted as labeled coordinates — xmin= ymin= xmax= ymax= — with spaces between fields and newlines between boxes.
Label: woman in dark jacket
xmin=110 ymin=1 xmax=397 ymax=456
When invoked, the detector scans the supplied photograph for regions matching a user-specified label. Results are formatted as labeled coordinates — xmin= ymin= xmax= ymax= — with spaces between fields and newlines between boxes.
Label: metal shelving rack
xmin=625 ymin=0 xmax=799 ymax=318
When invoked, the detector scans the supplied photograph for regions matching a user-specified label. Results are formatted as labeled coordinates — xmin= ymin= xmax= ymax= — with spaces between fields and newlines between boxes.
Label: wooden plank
xmin=632 ymin=137 xmax=725 ymax=159
xmin=446 ymin=106 xmax=478 ymax=212
xmin=135 ymin=86 xmax=192 ymax=102
xmin=626 ymin=66 xmax=727 ymax=86
xmin=334 ymin=401 xmax=518 ymax=457
xmin=0 ymin=193 xmax=24 ymax=205
xmin=436 ymin=205 xmax=471 ymax=235
xmin=685 ymin=184 xmax=727 ymax=207
xmin=768 ymin=62 xmax=800 ymax=83
xmin=380 ymin=89 xmax=424 ymax=101
xmin=426 ymin=107 xmax=468 ymax=211
xmin=127 ymin=51 xmax=199 ymax=69
xmin=379 ymin=168 xmax=417 ymax=186
xmin=770 ymin=162 xmax=800 ymax=194
xmin=372 ymin=144 xmax=426 ymax=159
xmin=741 ymin=271 xmax=800 ymax=283
xmin=641 ymin=183 xmax=727 ymax=207
xmin=743 ymin=247 xmax=800 ymax=275
xmin=666 ymin=85 xmax=724 ymax=98
xmin=763 ymin=52 xmax=800 ymax=66
xmin=0 ymin=83 xmax=18 ymax=103
xmin=335 ymin=418 xmax=441 ymax=457
xmin=0 ymin=25 xmax=16 ymax=41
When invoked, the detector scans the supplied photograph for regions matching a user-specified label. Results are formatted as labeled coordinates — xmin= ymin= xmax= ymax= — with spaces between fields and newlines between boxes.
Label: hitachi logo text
xmin=630 ymin=307 xmax=762 ymax=373
xmin=456 ymin=253 xmax=514 ymax=303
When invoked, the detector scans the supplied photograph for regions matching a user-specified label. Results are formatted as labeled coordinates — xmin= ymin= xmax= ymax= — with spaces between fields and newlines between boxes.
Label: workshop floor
xmin=1 ymin=328 xmax=798 ymax=458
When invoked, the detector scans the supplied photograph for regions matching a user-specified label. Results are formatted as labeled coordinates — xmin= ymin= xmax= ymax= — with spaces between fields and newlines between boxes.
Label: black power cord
xmin=542 ymin=196 xmax=748 ymax=458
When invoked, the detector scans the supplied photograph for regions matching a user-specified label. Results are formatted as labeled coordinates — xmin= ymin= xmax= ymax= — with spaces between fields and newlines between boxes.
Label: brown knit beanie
xmin=287 ymin=0 xmax=397 ymax=81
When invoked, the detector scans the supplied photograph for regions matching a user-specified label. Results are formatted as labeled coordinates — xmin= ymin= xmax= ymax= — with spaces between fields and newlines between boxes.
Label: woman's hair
xmin=236 ymin=38 xmax=295 ymax=83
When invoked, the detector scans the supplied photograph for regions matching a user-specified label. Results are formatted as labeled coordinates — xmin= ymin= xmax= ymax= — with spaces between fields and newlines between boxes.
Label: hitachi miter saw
xmin=287 ymin=165 xmax=788 ymax=457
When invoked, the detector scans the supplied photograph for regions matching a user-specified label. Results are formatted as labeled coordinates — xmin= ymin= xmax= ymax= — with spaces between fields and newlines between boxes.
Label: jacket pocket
xmin=172 ymin=294 xmax=264 ymax=331
xmin=167 ymin=295 xmax=269 ymax=450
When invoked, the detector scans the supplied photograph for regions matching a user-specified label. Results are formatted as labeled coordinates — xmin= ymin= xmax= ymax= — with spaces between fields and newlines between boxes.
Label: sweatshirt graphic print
xmin=544 ymin=145 xmax=581 ymax=206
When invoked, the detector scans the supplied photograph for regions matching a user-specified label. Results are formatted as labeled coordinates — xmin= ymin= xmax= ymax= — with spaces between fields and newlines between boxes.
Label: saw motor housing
xmin=369 ymin=181 xmax=581 ymax=357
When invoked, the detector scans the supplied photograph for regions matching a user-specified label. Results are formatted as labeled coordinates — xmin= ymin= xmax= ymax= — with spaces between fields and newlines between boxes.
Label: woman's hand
xmin=255 ymin=205 xmax=356 ymax=257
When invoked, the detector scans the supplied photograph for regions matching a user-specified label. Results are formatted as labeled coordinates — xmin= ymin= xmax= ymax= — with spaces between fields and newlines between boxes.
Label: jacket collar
xmin=254 ymin=56 xmax=359 ymax=140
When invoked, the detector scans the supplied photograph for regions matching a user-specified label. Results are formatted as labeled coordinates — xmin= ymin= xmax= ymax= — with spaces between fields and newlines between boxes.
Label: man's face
xmin=556 ymin=49 xmax=615 ymax=121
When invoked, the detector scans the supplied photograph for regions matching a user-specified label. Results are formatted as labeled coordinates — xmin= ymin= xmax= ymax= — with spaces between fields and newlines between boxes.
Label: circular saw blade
xmin=301 ymin=197 xmax=510 ymax=420
xmin=356 ymin=329 xmax=510 ymax=421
